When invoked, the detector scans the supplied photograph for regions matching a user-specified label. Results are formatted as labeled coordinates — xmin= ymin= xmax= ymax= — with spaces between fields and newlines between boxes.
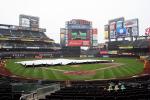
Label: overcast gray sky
xmin=0 ymin=0 xmax=150 ymax=43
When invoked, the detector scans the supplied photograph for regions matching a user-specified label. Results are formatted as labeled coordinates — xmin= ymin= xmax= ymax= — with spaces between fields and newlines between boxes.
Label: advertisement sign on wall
xmin=68 ymin=40 xmax=90 ymax=46
xmin=116 ymin=28 xmax=126 ymax=36
xmin=67 ymin=19 xmax=91 ymax=25
xmin=109 ymin=17 xmax=125 ymax=24
xmin=92 ymin=29 xmax=98 ymax=34
xmin=60 ymin=28 xmax=66 ymax=34
xmin=60 ymin=28 xmax=66 ymax=46
xmin=83 ymin=40 xmax=90 ymax=46
xmin=67 ymin=31 xmax=71 ymax=40
xmin=109 ymin=18 xmax=124 ymax=31
xmin=60 ymin=33 xmax=65 ymax=39
xmin=126 ymin=27 xmax=132 ymax=36
xmin=132 ymin=26 xmax=138 ymax=36
xmin=60 ymin=33 xmax=65 ymax=46
xmin=93 ymin=36 xmax=97 ymax=40
xmin=104 ymin=25 xmax=109 ymax=31
xmin=19 ymin=14 xmax=39 ymax=28
xmin=119 ymin=46 xmax=133 ymax=49
xmin=92 ymin=40 xmax=98 ymax=46
xmin=110 ymin=31 xmax=116 ymax=38
xmin=126 ymin=27 xmax=138 ymax=36
xmin=124 ymin=19 xmax=138 ymax=28
xmin=108 ymin=51 xmax=118 ymax=54
xmin=100 ymin=51 xmax=108 ymax=55
xmin=109 ymin=22 xmax=116 ymax=31
xmin=124 ymin=18 xmax=139 ymax=37
xmin=116 ymin=21 xmax=123 ymax=29
xmin=93 ymin=33 xmax=97 ymax=37
xmin=104 ymin=31 xmax=109 ymax=39
xmin=145 ymin=27 xmax=150 ymax=36
xmin=93 ymin=43 xmax=98 ymax=46
xmin=108 ymin=17 xmax=125 ymax=39
xmin=106 ymin=17 xmax=139 ymax=39
xmin=67 ymin=19 xmax=91 ymax=29
xmin=67 ymin=25 xmax=91 ymax=29
xmin=20 ymin=18 xmax=30 ymax=27
xmin=86 ymin=30 xmax=91 ymax=40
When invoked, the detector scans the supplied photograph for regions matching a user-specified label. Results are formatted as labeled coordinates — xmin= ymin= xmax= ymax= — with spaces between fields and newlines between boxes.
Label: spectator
xmin=107 ymin=83 xmax=114 ymax=92
xmin=121 ymin=84 xmax=126 ymax=91
xmin=114 ymin=84 xmax=119 ymax=91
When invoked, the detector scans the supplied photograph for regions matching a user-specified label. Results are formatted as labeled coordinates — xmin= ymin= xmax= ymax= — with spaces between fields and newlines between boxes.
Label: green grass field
xmin=5 ymin=57 xmax=144 ymax=80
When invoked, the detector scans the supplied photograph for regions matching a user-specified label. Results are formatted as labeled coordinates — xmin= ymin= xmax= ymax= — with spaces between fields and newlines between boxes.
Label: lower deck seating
xmin=0 ymin=79 xmax=22 ymax=100
xmin=42 ymin=75 xmax=150 ymax=100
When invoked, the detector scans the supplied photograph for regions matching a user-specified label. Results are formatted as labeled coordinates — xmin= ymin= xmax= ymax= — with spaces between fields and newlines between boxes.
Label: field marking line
xmin=46 ymin=68 xmax=66 ymax=72
xmin=94 ymin=63 xmax=124 ymax=71
xmin=44 ymin=63 xmax=125 ymax=72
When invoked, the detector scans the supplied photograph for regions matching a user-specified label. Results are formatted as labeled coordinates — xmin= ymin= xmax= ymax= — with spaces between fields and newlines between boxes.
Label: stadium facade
xmin=60 ymin=19 xmax=98 ymax=57
xmin=60 ymin=19 xmax=98 ymax=48
xmin=104 ymin=17 xmax=139 ymax=41
xmin=102 ymin=17 xmax=150 ymax=57
xmin=0 ymin=15 xmax=60 ymax=59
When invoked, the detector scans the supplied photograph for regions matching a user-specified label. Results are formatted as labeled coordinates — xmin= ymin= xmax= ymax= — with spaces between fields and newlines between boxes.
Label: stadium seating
xmin=108 ymin=40 xmax=131 ymax=50
xmin=0 ymin=59 xmax=12 ymax=76
xmin=0 ymin=29 xmax=10 ymax=36
xmin=0 ymin=72 xmax=149 ymax=100
xmin=0 ymin=35 xmax=58 ymax=58
xmin=1 ymin=41 xmax=37 ymax=48
xmin=0 ymin=27 xmax=50 ymax=39
xmin=40 ymin=75 xmax=150 ymax=100
xmin=11 ymin=30 xmax=23 ymax=37
xmin=108 ymin=39 xmax=150 ymax=50
xmin=0 ymin=78 xmax=22 ymax=100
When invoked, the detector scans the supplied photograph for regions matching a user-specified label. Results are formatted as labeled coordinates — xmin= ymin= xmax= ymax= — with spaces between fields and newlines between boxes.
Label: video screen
xmin=71 ymin=29 xmax=87 ymax=40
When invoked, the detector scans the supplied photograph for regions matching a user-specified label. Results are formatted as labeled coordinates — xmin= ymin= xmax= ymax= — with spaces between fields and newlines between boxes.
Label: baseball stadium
xmin=0 ymin=15 xmax=150 ymax=100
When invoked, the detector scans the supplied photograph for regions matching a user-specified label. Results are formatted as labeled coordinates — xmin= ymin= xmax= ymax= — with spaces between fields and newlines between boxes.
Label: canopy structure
xmin=16 ymin=59 xmax=112 ymax=67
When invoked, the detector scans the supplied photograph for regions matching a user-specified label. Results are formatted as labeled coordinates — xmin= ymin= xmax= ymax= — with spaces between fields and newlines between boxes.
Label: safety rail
xmin=19 ymin=83 xmax=60 ymax=100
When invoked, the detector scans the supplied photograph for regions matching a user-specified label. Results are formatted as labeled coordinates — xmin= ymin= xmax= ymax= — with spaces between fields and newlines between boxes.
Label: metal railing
xmin=19 ymin=83 xmax=60 ymax=100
